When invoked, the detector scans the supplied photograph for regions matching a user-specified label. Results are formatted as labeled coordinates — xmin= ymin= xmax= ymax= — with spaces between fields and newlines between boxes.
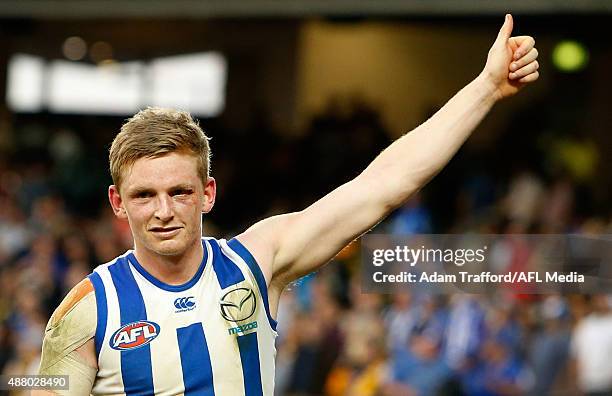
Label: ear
xmin=202 ymin=177 xmax=216 ymax=214
xmin=108 ymin=185 xmax=128 ymax=219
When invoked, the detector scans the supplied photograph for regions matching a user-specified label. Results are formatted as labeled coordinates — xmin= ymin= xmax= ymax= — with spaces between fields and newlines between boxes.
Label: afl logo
xmin=220 ymin=287 xmax=256 ymax=322
xmin=110 ymin=320 xmax=160 ymax=351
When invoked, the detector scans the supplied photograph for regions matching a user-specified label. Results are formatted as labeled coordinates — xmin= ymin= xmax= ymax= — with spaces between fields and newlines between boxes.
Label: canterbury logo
xmin=174 ymin=296 xmax=196 ymax=311
xmin=220 ymin=287 xmax=256 ymax=322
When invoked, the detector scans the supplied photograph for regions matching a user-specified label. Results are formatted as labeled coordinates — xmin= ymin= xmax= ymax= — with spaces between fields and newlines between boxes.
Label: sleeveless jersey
xmin=87 ymin=237 xmax=278 ymax=395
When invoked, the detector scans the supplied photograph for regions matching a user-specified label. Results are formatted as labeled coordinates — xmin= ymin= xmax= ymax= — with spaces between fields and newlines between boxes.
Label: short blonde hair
xmin=109 ymin=107 xmax=211 ymax=190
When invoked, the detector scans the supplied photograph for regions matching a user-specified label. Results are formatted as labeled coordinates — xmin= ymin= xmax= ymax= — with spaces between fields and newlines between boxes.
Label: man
xmin=36 ymin=14 xmax=539 ymax=395
xmin=571 ymin=295 xmax=612 ymax=396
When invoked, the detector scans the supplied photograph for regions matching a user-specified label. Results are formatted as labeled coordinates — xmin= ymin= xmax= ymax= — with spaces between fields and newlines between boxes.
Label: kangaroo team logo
xmin=220 ymin=287 xmax=256 ymax=322
xmin=174 ymin=296 xmax=196 ymax=312
xmin=110 ymin=320 xmax=160 ymax=351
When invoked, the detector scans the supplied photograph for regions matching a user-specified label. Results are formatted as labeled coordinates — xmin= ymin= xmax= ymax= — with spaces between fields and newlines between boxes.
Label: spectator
xmin=571 ymin=294 xmax=612 ymax=396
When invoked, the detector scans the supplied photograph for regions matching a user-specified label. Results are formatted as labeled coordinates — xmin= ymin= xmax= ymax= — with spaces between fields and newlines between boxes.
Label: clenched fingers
xmin=510 ymin=48 xmax=538 ymax=72
xmin=518 ymin=71 xmax=539 ymax=83
xmin=512 ymin=36 xmax=536 ymax=60
xmin=510 ymin=60 xmax=539 ymax=80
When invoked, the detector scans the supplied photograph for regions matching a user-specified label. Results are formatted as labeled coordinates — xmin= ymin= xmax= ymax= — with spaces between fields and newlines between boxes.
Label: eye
xmin=171 ymin=188 xmax=193 ymax=196
xmin=134 ymin=191 xmax=153 ymax=199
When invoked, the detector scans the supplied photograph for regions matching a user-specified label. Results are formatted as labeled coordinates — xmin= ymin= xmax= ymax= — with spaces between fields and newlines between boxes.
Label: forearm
xmin=363 ymin=73 xmax=498 ymax=208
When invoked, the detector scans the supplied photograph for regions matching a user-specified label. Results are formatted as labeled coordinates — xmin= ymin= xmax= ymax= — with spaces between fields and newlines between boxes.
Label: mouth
xmin=149 ymin=226 xmax=182 ymax=238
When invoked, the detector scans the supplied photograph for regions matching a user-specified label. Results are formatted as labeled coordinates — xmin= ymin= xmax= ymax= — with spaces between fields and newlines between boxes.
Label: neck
xmin=133 ymin=241 xmax=204 ymax=286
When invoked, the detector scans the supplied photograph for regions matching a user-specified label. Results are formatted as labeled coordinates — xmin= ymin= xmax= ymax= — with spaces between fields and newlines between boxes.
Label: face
xmin=108 ymin=152 xmax=215 ymax=260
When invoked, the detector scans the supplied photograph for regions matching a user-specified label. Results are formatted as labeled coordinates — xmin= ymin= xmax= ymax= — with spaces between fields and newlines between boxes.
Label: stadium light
xmin=552 ymin=40 xmax=589 ymax=73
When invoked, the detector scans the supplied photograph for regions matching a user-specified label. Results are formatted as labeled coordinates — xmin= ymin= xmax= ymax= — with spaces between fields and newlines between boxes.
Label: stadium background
xmin=0 ymin=1 xmax=611 ymax=395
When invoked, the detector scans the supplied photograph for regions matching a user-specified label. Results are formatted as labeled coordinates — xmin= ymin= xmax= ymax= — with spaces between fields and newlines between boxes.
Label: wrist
xmin=475 ymin=71 xmax=503 ymax=103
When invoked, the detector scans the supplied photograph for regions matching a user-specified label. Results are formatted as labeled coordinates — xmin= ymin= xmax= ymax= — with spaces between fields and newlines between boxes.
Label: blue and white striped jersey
xmin=87 ymin=237 xmax=278 ymax=395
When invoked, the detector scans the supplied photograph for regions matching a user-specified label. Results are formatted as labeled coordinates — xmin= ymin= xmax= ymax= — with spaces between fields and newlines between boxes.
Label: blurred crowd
xmin=0 ymin=99 xmax=610 ymax=396
xmin=275 ymin=258 xmax=612 ymax=396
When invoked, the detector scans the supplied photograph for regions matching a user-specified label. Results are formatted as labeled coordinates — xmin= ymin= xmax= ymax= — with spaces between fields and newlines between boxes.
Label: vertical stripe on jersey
xmin=227 ymin=238 xmax=278 ymax=331
xmin=237 ymin=332 xmax=263 ymax=396
xmin=177 ymin=323 xmax=215 ymax=396
xmin=208 ymin=239 xmax=245 ymax=289
xmin=108 ymin=258 xmax=155 ymax=395
xmin=88 ymin=272 xmax=108 ymax=359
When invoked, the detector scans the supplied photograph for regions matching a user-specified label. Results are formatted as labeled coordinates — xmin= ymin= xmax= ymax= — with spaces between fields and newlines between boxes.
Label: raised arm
xmin=237 ymin=15 xmax=539 ymax=303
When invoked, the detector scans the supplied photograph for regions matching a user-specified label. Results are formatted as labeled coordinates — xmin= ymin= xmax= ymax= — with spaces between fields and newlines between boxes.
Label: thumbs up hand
xmin=482 ymin=14 xmax=539 ymax=100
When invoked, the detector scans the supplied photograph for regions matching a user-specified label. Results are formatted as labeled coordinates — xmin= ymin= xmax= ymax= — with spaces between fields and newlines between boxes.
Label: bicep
xmin=239 ymin=173 xmax=397 ymax=287
xmin=38 ymin=346 xmax=97 ymax=396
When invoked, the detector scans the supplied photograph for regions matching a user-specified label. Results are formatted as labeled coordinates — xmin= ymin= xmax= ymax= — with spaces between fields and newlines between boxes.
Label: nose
xmin=154 ymin=194 xmax=174 ymax=222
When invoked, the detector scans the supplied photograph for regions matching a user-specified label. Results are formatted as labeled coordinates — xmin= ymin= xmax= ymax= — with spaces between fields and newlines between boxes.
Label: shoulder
xmin=48 ymin=278 xmax=95 ymax=329
xmin=41 ymin=278 xmax=97 ymax=371
xmin=231 ymin=214 xmax=298 ymax=281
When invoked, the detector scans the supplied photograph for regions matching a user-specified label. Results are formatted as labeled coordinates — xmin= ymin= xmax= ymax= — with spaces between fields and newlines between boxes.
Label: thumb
xmin=496 ymin=14 xmax=513 ymax=44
